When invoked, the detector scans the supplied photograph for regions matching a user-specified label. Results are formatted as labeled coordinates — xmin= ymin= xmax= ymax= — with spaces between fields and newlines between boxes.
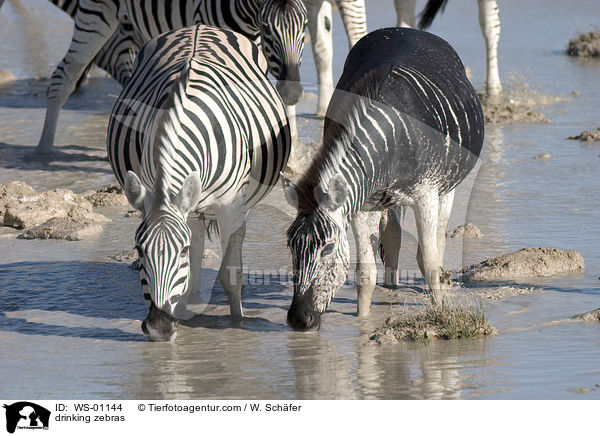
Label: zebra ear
xmin=124 ymin=171 xmax=147 ymax=211
xmin=280 ymin=172 xmax=298 ymax=209
xmin=316 ymin=174 xmax=348 ymax=211
xmin=174 ymin=172 xmax=202 ymax=215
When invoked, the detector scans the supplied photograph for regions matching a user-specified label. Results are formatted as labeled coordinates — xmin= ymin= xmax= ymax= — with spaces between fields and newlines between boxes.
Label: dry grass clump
xmin=370 ymin=299 xmax=496 ymax=343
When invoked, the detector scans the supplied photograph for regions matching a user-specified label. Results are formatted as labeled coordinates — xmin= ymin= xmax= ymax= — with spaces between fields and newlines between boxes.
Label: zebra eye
xmin=321 ymin=242 xmax=335 ymax=258
xmin=135 ymin=246 xmax=144 ymax=258
xmin=180 ymin=246 xmax=190 ymax=259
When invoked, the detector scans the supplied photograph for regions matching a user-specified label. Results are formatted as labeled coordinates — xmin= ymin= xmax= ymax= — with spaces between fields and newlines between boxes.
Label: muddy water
xmin=1 ymin=0 xmax=599 ymax=399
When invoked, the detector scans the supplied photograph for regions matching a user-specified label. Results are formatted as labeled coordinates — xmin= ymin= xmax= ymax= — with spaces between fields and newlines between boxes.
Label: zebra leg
xmin=188 ymin=218 xmax=207 ymax=294
xmin=478 ymin=0 xmax=502 ymax=98
xmin=437 ymin=189 xmax=455 ymax=289
xmin=305 ymin=0 xmax=334 ymax=117
xmin=335 ymin=0 xmax=367 ymax=47
xmin=92 ymin=21 xmax=137 ymax=87
xmin=413 ymin=187 xmax=443 ymax=305
xmin=215 ymin=198 xmax=247 ymax=319
xmin=37 ymin=0 xmax=120 ymax=154
xmin=287 ymin=104 xmax=298 ymax=145
xmin=379 ymin=206 xmax=402 ymax=288
xmin=351 ymin=210 xmax=381 ymax=317
xmin=394 ymin=0 xmax=416 ymax=28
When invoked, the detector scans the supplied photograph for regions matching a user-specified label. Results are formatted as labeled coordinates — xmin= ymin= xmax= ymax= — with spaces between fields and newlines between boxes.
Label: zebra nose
xmin=277 ymin=64 xmax=303 ymax=106
xmin=141 ymin=303 xmax=179 ymax=342
xmin=287 ymin=300 xmax=321 ymax=331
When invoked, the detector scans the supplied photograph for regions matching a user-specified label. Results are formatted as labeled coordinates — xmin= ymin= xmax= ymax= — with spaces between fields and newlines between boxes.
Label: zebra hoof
xmin=142 ymin=303 xmax=179 ymax=342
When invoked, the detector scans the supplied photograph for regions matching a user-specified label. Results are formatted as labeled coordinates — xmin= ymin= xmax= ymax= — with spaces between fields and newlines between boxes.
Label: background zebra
xmin=47 ymin=0 xmax=138 ymax=89
xmin=394 ymin=0 xmax=502 ymax=98
xmin=304 ymin=0 xmax=367 ymax=116
xmin=108 ymin=24 xmax=291 ymax=341
xmin=283 ymin=27 xmax=484 ymax=331
xmin=35 ymin=0 xmax=306 ymax=155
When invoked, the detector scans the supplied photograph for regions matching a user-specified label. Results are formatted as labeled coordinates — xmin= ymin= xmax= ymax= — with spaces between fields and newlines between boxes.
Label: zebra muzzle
xmin=286 ymin=292 xmax=321 ymax=331
xmin=277 ymin=64 xmax=303 ymax=106
xmin=141 ymin=302 xmax=179 ymax=342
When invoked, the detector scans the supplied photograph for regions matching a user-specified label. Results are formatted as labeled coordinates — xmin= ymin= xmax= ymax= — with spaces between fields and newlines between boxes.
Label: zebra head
xmin=124 ymin=170 xmax=202 ymax=341
xmin=283 ymin=174 xmax=351 ymax=331
xmin=258 ymin=0 xmax=307 ymax=106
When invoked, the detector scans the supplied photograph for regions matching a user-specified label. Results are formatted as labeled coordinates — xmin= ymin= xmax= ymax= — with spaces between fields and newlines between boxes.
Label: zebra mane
xmin=295 ymin=67 xmax=388 ymax=212
xmin=151 ymin=79 xmax=189 ymax=204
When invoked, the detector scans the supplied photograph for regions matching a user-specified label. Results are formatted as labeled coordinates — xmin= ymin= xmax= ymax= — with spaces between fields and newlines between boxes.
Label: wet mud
xmin=569 ymin=127 xmax=600 ymax=142
xmin=461 ymin=248 xmax=585 ymax=283
xmin=567 ymin=31 xmax=600 ymax=57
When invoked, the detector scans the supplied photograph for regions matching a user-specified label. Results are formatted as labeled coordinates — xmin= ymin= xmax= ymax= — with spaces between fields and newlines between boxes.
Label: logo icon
xmin=3 ymin=402 xmax=50 ymax=434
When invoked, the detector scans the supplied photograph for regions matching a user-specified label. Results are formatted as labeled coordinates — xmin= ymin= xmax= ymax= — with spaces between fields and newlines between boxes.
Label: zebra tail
xmin=418 ymin=0 xmax=449 ymax=30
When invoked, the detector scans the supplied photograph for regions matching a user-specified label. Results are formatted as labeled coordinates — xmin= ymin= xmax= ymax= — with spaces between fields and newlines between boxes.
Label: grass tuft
xmin=371 ymin=299 xmax=497 ymax=343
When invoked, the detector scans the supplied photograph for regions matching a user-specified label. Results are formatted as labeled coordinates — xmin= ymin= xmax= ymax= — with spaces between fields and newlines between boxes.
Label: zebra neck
xmin=232 ymin=0 xmax=262 ymax=32
xmin=298 ymin=131 xmax=373 ymax=224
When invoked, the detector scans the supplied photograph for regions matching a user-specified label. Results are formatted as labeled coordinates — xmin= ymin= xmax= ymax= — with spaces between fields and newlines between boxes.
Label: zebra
xmin=304 ymin=0 xmax=367 ymax=116
xmin=282 ymin=27 xmax=484 ymax=330
xmin=108 ymin=24 xmax=291 ymax=341
xmin=35 ymin=0 xmax=307 ymax=155
xmin=49 ymin=0 xmax=138 ymax=89
xmin=394 ymin=0 xmax=502 ymax=98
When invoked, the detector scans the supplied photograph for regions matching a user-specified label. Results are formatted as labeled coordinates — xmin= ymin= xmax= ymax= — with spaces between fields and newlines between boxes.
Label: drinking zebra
xmin=394 ymin=0 xmax=502 ymax=98
xmin=36 ymin=0 xmax=307 ymax=155
xmin=283 ymin=27 xmax=484 ymax=330
xmin=107 ymin=24 xmax=291 ymax=341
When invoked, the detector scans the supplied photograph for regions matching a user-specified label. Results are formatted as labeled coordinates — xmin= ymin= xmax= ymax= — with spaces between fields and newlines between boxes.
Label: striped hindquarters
xmin=107 ymin=24 xmax=291 ymax=212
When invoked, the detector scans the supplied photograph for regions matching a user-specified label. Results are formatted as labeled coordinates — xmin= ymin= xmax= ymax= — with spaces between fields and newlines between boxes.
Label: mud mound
xmin=18 ymin=217 xmax=106 ymax=241
xmin=446 ymin=223 xmax=483 ymax=239
xmin=461 ymin=247 xmax=584 ymax=282
xmin=480 ymin=78 xmax=568 ymax=124
xmin=567 ymin=31 xmax=600 ymax=57
xmin=85 ymin=183 xmax=129 ymax=207
xmin=574 ymin=308 xmax=600 ymax=322
xmin=370 ymin=301 xmax=496 ymax=343
xmin=0 ymin=69 xmax=16 ymax=85
xmin=568 ymin=127 xmax=600 ymax=142
xmin=0 ymin=181 xmax=110 ymax=239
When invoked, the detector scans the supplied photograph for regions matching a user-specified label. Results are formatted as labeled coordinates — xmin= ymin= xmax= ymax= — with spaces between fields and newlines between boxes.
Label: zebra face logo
xmin=283 ymin=174 xmax=351 ymax=330
xmin=259 ymin=0 xmax=307 ymax=105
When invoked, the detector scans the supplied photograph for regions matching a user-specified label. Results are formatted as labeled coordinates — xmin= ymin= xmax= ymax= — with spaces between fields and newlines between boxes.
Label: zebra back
xmin=107 ymin=24 xmax=291 ymax=213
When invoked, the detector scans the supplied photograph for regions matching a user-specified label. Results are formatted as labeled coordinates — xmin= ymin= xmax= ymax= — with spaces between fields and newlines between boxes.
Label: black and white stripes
xmin=108 ymin=25 xmax=291 ymax=340
xmin=36 ymin=0 xmax=306 ymax=154
xmin=284 ymin=28 xmax=484 ymax=330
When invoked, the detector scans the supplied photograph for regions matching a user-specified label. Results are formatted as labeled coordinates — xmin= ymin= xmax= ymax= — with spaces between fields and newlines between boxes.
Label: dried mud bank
xmin=84 ymin=183 xmax=129 ymax=207
xmin=370 ymin=301 xmax=497 ymax=343
xmin=461 ymin=247 xmax=584 ymax=283
xmin=0 ymin=181 xmax=126 ymax=240
xmin=574 ymin=308 xmax=600 ymax=322
xmin=569 ymin=127 xmax=600 ymax=142
xmin=567 ymin=31 xmax=600 ymax=57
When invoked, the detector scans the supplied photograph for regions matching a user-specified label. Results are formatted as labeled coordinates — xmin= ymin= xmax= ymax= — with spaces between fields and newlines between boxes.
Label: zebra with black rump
xmin=394 ymin=0 xmax=502 ymax=98
xmin=283 ymin=27 xmax=484 ymax=331
xmin=36 ymin=0 xmax=306 ymax=155
xmin=107 ymin=24 xmax=291 ymax=341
